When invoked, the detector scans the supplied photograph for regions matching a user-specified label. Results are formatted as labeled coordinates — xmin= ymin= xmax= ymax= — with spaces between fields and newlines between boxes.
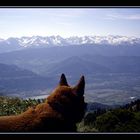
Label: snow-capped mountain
xmin=18 ymin=35 xmax=67 ymax=47
xmin=0 ymin=35 xmax=140 ymax=52
xmin=66 ymin=35 xmax=140 ymax=45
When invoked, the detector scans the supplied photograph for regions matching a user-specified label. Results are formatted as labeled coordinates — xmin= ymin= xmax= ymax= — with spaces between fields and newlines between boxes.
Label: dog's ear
xmin=73 ymin=76 xmax=85 ymax=96
xmin=59 ymin=73 xmax=69 ymax=86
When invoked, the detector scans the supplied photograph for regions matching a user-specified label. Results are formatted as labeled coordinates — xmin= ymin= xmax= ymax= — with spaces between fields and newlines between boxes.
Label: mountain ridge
xmin=0 ymin=35 xmax=140 ymax=52
xmin=0 ymin=63 xmax=54 ymax=98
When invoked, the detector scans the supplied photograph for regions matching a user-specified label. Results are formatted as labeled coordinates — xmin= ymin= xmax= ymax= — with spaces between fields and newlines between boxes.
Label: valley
xmin=0 ymin=36 xmax=140 ymax=105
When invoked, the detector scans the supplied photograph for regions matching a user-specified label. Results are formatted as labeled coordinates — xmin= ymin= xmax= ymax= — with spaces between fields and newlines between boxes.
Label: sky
xmin=0 ymin=8 xmax=140 ymax=39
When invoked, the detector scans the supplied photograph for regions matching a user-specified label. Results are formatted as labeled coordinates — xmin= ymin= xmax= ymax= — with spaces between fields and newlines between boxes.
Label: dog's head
xmin=46 ymin=74 xmax=86 ymax=123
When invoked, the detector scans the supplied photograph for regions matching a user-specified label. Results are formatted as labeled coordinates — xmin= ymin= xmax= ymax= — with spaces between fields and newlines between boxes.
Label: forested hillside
xmin=78 ymin=99 xmax=140 ymax=132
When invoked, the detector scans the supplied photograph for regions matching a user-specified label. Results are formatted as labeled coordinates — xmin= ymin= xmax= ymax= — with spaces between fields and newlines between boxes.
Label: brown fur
xmin=0 ymin=74 xmax=86 ymax=132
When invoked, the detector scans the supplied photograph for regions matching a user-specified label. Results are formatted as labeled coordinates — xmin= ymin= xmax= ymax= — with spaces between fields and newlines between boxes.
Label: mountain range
xmin=0 ymin=63 xmax=55 ymax=98
xmin=1 ymin=35 xmax=140 ymax=104
xmin=0 ymin=35 xmax=140 ymax=53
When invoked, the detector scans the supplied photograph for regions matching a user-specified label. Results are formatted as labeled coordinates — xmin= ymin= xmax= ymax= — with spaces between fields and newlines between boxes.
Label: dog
xmin=0 ymin=74 xmax=86 ymax=132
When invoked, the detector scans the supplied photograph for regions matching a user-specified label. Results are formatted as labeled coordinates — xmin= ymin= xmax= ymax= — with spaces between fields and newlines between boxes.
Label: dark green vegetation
xmin=78 ymin=99 xmax=140 ymax=132
xmin=1 ymin=96 xmax=140 ymax=132
xmin=0 ymin=96 xmax=44 ymax=116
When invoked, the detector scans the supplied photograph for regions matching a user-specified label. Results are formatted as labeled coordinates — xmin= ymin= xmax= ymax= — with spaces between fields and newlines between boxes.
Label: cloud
xmin=105 ymin=14 xmax=140 ymax=20
xmin=42 ymin=9 xmax=87 ymax=19
xmin=57 ymin=21 xmax=73 ymax=26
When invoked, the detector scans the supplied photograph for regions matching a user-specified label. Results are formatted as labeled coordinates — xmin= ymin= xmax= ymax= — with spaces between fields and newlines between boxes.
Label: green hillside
xmin=77 ymin=99 xmax=140 ymax=132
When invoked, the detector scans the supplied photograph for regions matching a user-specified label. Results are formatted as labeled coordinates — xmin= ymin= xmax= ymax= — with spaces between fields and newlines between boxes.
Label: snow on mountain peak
xmin=1 ymin=35 xmax=140 ymax=48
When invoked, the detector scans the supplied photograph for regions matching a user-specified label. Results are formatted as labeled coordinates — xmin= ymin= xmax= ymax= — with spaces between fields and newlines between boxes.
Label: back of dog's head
xmin=46 ymin=74 xmax=86 ymax=123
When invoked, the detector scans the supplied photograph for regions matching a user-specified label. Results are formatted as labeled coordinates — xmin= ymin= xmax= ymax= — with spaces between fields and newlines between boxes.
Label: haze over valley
xmin=0 ymin=35 xmax=140 ymax=105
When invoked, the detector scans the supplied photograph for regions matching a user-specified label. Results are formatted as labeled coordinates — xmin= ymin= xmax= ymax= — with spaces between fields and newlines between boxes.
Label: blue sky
xmin=0 ymin=8 xmax=140 ymax=39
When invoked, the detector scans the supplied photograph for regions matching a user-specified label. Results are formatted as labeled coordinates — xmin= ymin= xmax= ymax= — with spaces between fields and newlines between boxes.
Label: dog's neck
xmin=47 ymin=101 xmax=78 ymax=125
xmin=34 ymin=101 xmax=77 ymax=132
xmin=47 ymin=100 xmax=69 ymax=120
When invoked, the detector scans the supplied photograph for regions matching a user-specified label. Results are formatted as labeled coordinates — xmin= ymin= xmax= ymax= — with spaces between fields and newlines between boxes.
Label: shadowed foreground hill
xmin=78 ymin=99 xmax=140 ymax=132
